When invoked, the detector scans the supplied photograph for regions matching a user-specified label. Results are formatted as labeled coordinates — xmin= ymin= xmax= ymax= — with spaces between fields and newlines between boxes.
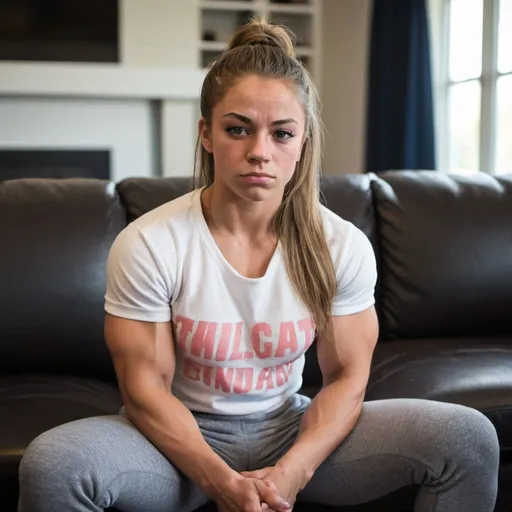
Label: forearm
xmin=125 ymin=385 xmax=239 ymax=497
xmin=277 ymin=377 xmax=365 ymax=485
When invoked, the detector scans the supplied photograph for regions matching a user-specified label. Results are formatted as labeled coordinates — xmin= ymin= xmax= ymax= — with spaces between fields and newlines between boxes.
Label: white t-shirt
xmin=104 ymin=187 xmax=377 ymax=415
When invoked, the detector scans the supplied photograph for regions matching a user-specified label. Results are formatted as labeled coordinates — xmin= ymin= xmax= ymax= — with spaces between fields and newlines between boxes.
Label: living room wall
xmin=0 ymin=0 xmax=374 ymax=179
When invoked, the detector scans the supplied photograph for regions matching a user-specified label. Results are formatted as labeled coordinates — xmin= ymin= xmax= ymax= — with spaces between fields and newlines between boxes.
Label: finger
xmin=242 ymin=469 xmax=268 ymax=479
xmin=257 ymin=481 xmax=290 ymax=511
xmin=262 ymin=478 xmax=278 ymax=491
xmin=261 ymin=503 xmax=277 ymax=512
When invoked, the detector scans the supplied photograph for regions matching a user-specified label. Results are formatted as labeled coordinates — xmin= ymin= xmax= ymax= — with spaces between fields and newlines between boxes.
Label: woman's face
xmin=199 ymin=74 xmax=306 ymax=204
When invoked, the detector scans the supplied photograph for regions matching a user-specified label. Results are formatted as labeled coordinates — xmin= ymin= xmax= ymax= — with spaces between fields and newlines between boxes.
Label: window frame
xmin=431 ymin=0 xmax=511 ymax=174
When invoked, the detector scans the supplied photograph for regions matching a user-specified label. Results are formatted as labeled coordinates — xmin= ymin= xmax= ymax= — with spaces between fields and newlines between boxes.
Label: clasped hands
xmin=215 ymin=464 xmax=305 ymax=512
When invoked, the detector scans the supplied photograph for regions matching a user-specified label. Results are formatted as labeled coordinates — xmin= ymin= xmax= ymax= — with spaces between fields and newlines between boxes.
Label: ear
xmin=198 ymin=116 xmax=213 ymax=153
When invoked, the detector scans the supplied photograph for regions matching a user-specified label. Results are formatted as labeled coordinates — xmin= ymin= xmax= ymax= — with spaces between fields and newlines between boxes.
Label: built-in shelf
xmin=199 ymin=0 xmax=319 ymax=79
xmin=200 ymin=1 xmax=255 ymax=12
xmin=199 ymin=40 xmax=312 ymax=57
xmin=268 ymin=4 xmax=313 ymax=14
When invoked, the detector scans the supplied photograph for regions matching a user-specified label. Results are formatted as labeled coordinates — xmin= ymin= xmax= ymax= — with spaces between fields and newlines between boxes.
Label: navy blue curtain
xmin=365 ymin=0 xmax=436 ymax=174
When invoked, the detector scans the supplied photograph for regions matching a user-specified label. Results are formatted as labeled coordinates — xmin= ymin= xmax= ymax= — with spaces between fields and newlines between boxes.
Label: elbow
xmin=120 ymin=375 xmax=168 ymax=420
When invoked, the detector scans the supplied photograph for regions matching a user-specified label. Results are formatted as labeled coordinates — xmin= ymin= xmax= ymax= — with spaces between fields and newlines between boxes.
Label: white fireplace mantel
xmin=0 ymin=62 xmax=205 ymax=100
xmin=0 ymin=62 xmax=206 ymax=182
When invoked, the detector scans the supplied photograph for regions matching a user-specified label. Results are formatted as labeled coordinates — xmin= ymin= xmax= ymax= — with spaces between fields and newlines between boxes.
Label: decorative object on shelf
xmin=203 ymin=30 xmax=217 ymax=41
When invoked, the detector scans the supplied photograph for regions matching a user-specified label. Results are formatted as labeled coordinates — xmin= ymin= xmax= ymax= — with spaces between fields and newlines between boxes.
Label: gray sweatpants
xmin=18 ymin=394 xmax=499 ymax=512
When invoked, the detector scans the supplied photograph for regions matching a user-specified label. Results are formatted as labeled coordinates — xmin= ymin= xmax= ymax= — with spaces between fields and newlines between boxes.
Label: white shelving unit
xmin=199 ymin=0 xmax=321 ymax=82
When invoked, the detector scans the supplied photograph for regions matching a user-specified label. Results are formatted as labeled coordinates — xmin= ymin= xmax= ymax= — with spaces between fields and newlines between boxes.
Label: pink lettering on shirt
xmin=256 ymin=367 xmax=275 ymax=390
xmin=275 ymin=363 xmax=290 ymax=386
xmin=215 ymin=367 xmax=235 ymax=392
xmin=174 ymin=315 xmax=194 ymax=352
xmin=215 ymin=323 xmax=232 ymax=362
xmin=275 ymin=321 xmax=298 ymax=357
xmin=190 ymin=321 xmax=217 ymax=360
xmin=298 ymin=318 xmax=315 ymax=351
xmin=182 ymin=357 xmax=201 ymax=381
xmin=229 ymin=322 xmax=244 ymax=361
xmin=233 ymin=368 xmax=254 ymax=394
xmin=251 ymin=322 xmax=273 ymax=358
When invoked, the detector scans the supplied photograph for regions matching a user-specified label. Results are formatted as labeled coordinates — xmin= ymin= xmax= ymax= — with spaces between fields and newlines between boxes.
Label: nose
xmin=247 ymin=133 xmax=271 ymax=164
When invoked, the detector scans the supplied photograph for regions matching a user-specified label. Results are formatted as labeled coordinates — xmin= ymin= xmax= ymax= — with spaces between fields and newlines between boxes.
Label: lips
xmin=240 ymin=172 xmax=274 ymax=178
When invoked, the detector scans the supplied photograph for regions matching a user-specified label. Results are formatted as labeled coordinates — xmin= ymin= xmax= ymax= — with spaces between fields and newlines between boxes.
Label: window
xmin=432 ymin=0 xmax=512 ymax=174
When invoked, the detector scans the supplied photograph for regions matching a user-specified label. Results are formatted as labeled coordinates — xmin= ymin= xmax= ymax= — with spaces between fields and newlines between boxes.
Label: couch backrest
xmin=3 ymin=171 xmax=512 ymax=388
xmin=0 ymin=178 xmax=126 ymax=381
xmin=374 ymin=170 xmax=512 ymax=340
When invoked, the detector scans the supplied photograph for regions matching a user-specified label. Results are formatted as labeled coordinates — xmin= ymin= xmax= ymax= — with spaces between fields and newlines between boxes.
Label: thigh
xmin=297 ymin=398 xmax=497 ymax=507
xmin=19 ymin=414 xmax=210 ymax=512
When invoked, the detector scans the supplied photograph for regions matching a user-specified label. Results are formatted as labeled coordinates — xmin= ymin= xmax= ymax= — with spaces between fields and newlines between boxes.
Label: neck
xmin=202 ymin=183 xmax=281 ymax=239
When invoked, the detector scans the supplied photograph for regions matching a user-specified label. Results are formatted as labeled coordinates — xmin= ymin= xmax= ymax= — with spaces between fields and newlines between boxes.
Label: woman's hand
xmin=241 ymin=466 xmax=304 ymax=512
xmin=213 ymin=474 xmax=291 ymax=512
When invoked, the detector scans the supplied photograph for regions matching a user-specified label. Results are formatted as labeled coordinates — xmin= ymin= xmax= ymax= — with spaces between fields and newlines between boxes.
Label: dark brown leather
xmin=1 ymin=172 xmax=512 ymax=512
xmin=0 ymin=375 xmax=121 ymax=477
xmin=373 ymin=170 xmax=512 ymax=341
xmin=0 ymin=178 xmax=126 ymax=382
xmin=117 ymin=176 xmax=194 ymax=222
xmin=320 ymin=173 xmax=378 ymax=248
xmin=366 ymin=337 xmax=512 ymax=451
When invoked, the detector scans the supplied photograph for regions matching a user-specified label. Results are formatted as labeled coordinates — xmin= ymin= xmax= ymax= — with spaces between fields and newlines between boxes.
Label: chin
xmin=237 ymin=184 xmax=280 ymax=203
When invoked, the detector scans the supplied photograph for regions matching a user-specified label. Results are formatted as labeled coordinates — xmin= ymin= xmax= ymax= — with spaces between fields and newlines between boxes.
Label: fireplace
xmin=0 ymin=149 xmax=111 ymax=181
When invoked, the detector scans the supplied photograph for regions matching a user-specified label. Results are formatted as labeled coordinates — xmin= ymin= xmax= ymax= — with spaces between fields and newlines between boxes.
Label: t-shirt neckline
xmin=192 ymin=187 xmax=282 ymax=287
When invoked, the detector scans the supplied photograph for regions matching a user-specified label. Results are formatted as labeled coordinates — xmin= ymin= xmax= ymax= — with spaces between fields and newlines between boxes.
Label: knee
xmin=19 ymin=424 xmax=91 ymax=491
xmin=439 ymin=404 xmax=500 ymax=468
xmin=20 ymin=429 xmax=71 ymax=487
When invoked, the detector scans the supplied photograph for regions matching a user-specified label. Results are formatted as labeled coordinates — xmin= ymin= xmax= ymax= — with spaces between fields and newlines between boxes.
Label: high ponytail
xmin=194 ymin=18 xmax=336 ymax=338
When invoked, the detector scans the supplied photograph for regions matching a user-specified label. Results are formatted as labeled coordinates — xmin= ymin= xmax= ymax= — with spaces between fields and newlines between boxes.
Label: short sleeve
xmin=331 ymin=225 xmax=377 ymax=316
xmin=104 ymin=224 xmax=173 ymax=323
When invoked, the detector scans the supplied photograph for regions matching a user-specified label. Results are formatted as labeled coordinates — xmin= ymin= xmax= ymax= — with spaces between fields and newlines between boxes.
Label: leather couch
xmin=1 ymin=170 xmax=511 ymax=512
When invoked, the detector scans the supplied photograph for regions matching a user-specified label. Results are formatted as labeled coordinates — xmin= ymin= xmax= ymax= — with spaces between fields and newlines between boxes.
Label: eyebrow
xmin=222 ymin=112 xmax=298 ymax=126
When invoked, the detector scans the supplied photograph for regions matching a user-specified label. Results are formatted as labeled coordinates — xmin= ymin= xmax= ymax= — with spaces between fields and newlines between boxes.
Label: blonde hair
xmin=194 ymin=18 xmax=336 ymax=337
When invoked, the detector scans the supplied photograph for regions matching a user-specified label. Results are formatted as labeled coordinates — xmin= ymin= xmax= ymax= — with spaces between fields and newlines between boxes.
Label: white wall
xmin=121 ymin=0 xmax=200 ymax=68
xmin=0 ymin=97 xmax=156 ymax=182
xmin=320 ymin=0 xmax=372 ymax=175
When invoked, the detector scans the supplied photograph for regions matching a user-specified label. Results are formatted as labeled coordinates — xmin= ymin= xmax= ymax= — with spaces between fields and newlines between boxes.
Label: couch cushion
xmin=0 ymin=178 xmax=127 ymax=381
xmin=365 ymin=337 xmax=512 ymax=452
xmin=117 ymin=177 xmax=193 ymax=222
xmin=373 ymin=170 xmax=512 ymax=340
xmin=0 ymin=374 xmax=122 ymax=505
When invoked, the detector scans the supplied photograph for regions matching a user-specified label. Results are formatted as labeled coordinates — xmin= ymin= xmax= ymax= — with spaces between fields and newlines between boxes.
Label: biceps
xmin=104 ymin=314 xmax=176 ymax=392
xmin=317 ymin=306 xmax=379 ymax=384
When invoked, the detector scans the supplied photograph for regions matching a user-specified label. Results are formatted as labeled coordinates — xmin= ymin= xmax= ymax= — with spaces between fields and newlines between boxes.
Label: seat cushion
xmin=366 ymin=337 xmax=512 ymax=452
xmin=0 ymin=374 xmax=122 ymax=506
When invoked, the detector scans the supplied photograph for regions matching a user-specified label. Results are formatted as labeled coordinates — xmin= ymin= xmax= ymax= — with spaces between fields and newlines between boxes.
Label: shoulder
xmin=113 ymin=188 xmax=200 ymax=254
xmin=104 ymin=189 xmax=202 ymax=322
xmin=130 ymin=188 xmax=199 ymax=239
xmin=318 ymin=205 xmax=377 ymax=316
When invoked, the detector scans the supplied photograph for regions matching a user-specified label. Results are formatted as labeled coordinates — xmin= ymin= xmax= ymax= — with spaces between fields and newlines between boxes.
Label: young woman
xmin=18 ymin=19 xmax=499 ymax=512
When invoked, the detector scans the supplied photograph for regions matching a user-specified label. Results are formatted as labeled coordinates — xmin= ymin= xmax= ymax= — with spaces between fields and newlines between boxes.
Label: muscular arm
xmin=275 ymin=307 xmax=379 ymax=487
xmin=104 ymin=313 xmax=238 ymax=497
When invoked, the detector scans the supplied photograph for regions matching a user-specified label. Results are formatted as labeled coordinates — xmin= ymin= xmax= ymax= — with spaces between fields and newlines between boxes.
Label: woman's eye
xmin=227 ymin=126 xmax=248 ymax=136
xmin=275 ymin=130 xmax=293 ymax=140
